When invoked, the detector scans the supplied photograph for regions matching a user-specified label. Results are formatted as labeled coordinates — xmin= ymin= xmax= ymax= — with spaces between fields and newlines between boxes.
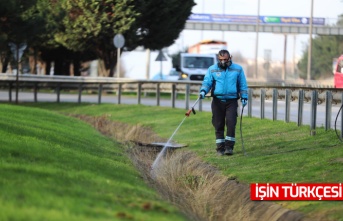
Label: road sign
xmin=8 ymin=42 xmax=27 ymax=61
xmin=113 ymin=34 xmax=125 ymax=78
xmin=113 ymin=34 xmax=125 ymax=48
xmin=155 ymin=50 xmax=167 ymax=61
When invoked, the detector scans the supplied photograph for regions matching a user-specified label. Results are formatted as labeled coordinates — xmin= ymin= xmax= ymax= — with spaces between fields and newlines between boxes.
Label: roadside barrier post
xmin=260 ymin=89 xmax=265 ymax=119
xmin=185 ymin=84 xmax=190 ymax=110
xmin=248 ymin=88 xmax=253 ymax=117
xmin=272 ymin=88 xmax=278 ymax=121
xmin=325 ymin=90 xmax=332 ymax=130
xmin=310 ymin=90 xmax=318 ymax=136
xmin=297 ymin=90 xmax=304 ymax=126
xmin=171 ymin=84 xmax=176 ymax=108
xmin=285 ymin=89 xmax=291 ymax=123
xmin=156 ymin=83 xmax=160 ymax=106
xmin=98 ymin=84 xmax=102 ymax=104
xmin=137 ymin=83 xmax=142 ymax=105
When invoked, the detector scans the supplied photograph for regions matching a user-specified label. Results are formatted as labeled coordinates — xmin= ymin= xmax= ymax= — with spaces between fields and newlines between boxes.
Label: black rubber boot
xmin=216 ymin=143 xmax=225 ymax=156
xmin=224 ymin=141 xmax=234 ymax=155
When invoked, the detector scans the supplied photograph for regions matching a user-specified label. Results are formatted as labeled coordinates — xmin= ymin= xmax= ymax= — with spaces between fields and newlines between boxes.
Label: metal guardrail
xmin=1 ymin=73 xmax=343 ymax=137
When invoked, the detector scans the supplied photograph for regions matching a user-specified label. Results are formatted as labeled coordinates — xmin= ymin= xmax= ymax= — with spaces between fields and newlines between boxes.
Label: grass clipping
xmin=77 ymin=114 xmax=310 ymax=221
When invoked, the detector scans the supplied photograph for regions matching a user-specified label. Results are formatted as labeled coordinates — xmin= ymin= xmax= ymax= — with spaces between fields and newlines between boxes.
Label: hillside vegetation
xmin=0 ymin=104 xmax=187 ymax=221
xmin=2 ymin=102 xmax=343 ymax=220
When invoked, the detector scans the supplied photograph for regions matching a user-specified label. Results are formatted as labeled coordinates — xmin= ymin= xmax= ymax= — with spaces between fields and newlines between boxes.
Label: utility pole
xmin=283 ymin=34 xmax=287 ymax=81
xmin=222 ymin=0 xmax=225 ymax=41
xmin=293 ymin=35 xmax=297 ymax=77
xmin=307 ymin=0 xmax=314 ymax=81
xmin=254 ymin=0 xmax=260 ymax=79
xmin=146 ymin=49 xmax=150 ymax=80
xmin=201 ymin=0 xmax=205 ymax=40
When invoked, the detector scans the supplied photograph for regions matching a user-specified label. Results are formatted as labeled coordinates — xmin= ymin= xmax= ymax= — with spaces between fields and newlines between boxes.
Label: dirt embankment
xmin=76 ymin=114 xmax=316 ymax=221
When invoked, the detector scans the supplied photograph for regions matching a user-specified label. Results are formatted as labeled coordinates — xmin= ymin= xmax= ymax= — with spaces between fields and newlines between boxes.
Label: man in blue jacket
xmin=199 ymin=50 xmax=248 ymax=156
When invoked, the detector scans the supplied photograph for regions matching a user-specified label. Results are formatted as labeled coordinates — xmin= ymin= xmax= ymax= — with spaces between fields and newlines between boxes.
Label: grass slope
xmin=16 ymin=103 xmax=343 ymax=220
xmin=0 ymin=104 xmax=187 ymax=221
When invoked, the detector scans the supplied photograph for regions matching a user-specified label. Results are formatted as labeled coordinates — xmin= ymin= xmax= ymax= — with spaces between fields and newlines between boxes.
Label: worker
xmin=199 ymin=49 xmax=248 ymax=156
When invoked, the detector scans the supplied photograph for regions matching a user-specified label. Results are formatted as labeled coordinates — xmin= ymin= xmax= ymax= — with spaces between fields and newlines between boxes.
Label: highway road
xmin=1 ymin=90 xmax=342 ymax=130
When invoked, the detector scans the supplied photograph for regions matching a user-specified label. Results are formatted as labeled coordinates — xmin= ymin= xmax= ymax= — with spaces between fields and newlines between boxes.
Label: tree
xmin=51 ymin=0 xmax=195 ymax=76
xmin=337 ymin=14 xmax=343 ymax=27
xmin=126 ymin=0 xmax=196 ymax=50
xmin=46 ymin=0 xmax=139 ymax=76
xmin=297 ymin=15 xmax=343 ymax=80
xmin=0 ymin=0 xmax=43 ymax=73
xmin=2 ymin=0 xmax=196 ymax=77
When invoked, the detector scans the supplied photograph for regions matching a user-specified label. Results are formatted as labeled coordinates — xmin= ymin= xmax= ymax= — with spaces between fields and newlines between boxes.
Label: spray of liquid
xmin=151 ymin=116 xmax=188 ymax=175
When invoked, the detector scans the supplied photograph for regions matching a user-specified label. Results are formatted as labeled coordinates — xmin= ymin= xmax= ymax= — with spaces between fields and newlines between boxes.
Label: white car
xmin=151 ymin=68 xmax=181 ymax=81
xmin=165 ymin=68 xmax=181 ymax=80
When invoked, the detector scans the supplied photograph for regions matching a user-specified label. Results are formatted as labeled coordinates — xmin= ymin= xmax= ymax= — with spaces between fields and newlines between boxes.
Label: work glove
xmin=241 ymin=98 xmax=248 ymax=107
xmin=199 ymin=91 xmax=205 ymax=99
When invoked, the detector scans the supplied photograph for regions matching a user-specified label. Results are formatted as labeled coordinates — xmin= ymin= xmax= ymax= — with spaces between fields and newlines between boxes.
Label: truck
xmin=334 ymin=55 xmax=343 ymax=88
xmin=179 ymin=53 xmax=217 ymax=81
xmin=178 ymin=40 xmax=227 ymax=81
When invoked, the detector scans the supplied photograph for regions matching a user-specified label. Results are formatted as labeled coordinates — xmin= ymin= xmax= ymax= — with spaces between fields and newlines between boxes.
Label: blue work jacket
xmin=200 ymin=62 xmax=248 ymax=100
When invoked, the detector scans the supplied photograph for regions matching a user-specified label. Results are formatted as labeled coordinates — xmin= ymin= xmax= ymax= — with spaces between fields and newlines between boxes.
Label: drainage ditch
xmin=75 ymin=114 xmax=316 ymax=221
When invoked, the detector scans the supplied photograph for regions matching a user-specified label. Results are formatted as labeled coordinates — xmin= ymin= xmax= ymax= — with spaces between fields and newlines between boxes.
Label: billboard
xmin=188 ymin=13 xmax=325 ymax=26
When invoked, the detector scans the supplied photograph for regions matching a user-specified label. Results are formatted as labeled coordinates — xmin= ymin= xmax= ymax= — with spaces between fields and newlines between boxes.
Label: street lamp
xmin=201 ymin=0 xmax=205 ymax=40
xmin=307 ymin=0 xmax=314 ymax=81
xmin=222 ymin=0 xmax=225 ymax=41
xmin=254 ymin=0 xmax=260 ymax=79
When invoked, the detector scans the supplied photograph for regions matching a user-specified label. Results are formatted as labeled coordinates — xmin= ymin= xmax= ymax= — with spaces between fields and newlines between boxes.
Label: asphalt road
xmin=1 ymin=90 xmax=342 ymax=130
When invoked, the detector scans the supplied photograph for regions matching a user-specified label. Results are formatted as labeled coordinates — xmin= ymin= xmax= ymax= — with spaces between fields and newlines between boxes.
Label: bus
xmin=334 ymin=55 xmax=343 ymax=88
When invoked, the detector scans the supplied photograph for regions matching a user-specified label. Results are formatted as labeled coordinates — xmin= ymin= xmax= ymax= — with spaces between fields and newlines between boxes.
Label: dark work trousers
xmin=211 ymin=98 xmax=238 ymax=146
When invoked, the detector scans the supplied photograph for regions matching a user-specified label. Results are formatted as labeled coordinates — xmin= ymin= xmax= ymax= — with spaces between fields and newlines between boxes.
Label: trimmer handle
xmin=185 ymin=107 xmax=196 ymax=117
xmin=185 ymin=109 xmax=192 ymax=117
xmin=185 ymin=97 xmax=200 ymax=117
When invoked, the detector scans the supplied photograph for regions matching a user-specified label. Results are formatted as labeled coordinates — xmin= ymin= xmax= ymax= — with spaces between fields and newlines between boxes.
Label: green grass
xmin=0 ymin=104 xmax=187 ymax=221
xmin=4 ymin=102 xmax=343 ymax=220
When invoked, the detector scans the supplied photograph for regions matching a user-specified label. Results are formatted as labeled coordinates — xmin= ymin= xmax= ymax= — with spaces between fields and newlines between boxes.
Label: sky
xmin=167 ymin=0 xmax=343 ymax=61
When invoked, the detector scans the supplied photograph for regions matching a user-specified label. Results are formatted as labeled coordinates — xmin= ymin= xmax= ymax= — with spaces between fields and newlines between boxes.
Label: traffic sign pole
xmin=113 ymin=34 xmax=125 ymax=78
xmin=8 ymin=42 xmax=27 ymax=104
xmin=155 ymin=50 xmax=167 ymax=80
xmin=117 ymin=47 xmax=120 ymax=78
